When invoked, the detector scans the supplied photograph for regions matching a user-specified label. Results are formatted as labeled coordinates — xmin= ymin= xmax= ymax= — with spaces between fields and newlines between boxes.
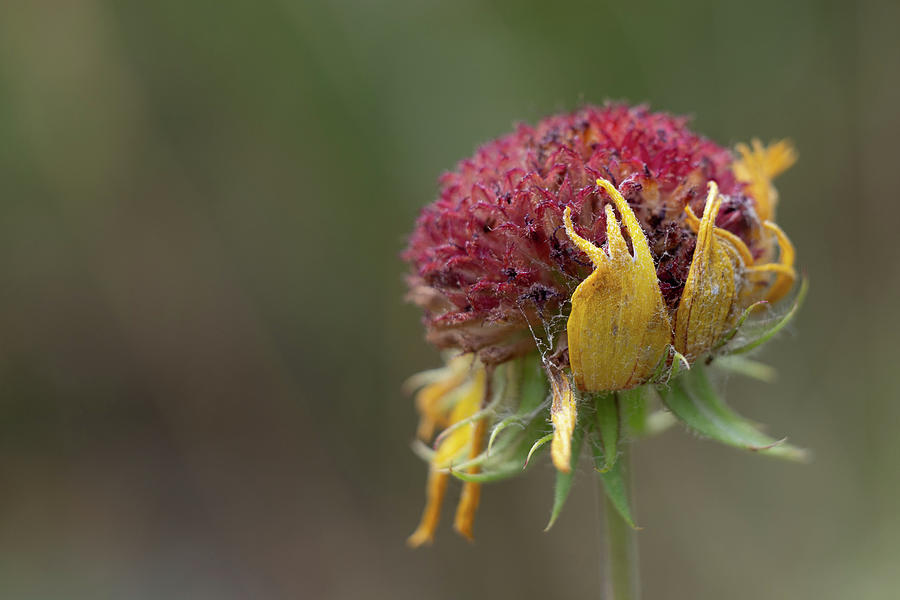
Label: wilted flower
xmin=403 ymin=104 xmax=805 ymax=547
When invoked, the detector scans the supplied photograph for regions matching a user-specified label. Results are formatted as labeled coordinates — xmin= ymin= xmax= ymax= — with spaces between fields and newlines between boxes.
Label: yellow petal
xmin=453 ymin=417 xmax=487 ymax=541
xmin=683 ymin=204 xmax=755 ymax=267
xmin=410 ymin=353 xmax=474 ymax=440
xmin=675 ymin=182 xmax=742 ymax=359
xmin=407 ymin=469 xmax=448 ymax=547
xmin=432 ymin=368 xmax=485 ymax=467
xmin=564 ymin=178 xmax=672 ymax=392
xmin=734 ymin=139 xmax=797 ymax=222
xmin=409 ymin=364 xmax=486 ymax=546
xmin=752 ymin=221 xmax=796 ymax=303
xmin=548 ymin=369 xmax=578 ymax=473
xmin=685 ymin=193 xmax=798 ymax=307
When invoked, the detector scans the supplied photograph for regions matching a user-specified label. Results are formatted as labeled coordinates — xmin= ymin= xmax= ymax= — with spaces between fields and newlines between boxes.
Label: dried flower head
xmin=403 ymin=104 xmax=805 ymax=546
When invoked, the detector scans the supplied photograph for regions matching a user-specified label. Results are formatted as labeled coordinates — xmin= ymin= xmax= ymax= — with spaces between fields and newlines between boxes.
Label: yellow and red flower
xmin=403 ymin=104 xmax=805 ymax=546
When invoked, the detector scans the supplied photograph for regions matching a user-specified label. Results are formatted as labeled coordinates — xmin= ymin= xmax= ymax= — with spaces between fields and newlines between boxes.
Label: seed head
xmin=404 ymin=104 xmax=784 ymax=364
xmin=403 ymin=103 xmax=802 ymax=546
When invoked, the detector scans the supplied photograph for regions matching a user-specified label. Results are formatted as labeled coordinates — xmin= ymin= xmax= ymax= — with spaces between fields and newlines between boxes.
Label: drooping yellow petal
xmin=675 ymin=182 xmax=742 ymax=359
xmin=453 ymin=417 xmax=487 ymax=541
xmin=432 ymin=369 xmax=485 ymax=466
xmin=734 ymin=139 xmax=797 ymax=222
xmin=564 ymin=178 xmax=672 ymax=392
xmin=548 ymin=369 xmax=577 ymax=473
xmin=407 ymin=469 xmax=449 ymax=547
xmin=408 ymin=364 xmax=486 ymax=547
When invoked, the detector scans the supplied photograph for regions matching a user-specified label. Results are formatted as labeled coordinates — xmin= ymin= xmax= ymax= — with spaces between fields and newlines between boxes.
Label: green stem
xmin=602 ymin=445 xmax=640 ymax=600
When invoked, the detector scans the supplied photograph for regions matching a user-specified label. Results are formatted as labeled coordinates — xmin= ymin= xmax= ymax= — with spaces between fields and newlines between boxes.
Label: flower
xmin=403 ymin=104 xmax=805 ymax=546
xmin=561 ymin=179 xmax=672 ymax=391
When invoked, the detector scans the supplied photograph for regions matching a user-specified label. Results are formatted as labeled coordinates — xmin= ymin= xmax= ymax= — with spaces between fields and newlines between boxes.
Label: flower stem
xmin=601 ymin=445 xmax=640 ymax=600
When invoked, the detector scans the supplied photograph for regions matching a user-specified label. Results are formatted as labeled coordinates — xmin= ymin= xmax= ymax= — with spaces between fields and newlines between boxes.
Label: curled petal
xmin=675 ymin=182 xmax=741 ymax=359
xmin=755 ymin=221 xmax=796 ymax=303
xmin=564 ymin=178 xmax=672 ymax=391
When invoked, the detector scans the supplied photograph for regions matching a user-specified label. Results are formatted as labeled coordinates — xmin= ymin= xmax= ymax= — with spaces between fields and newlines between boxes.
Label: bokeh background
xmin=0 ymin=0 xmax=898 ymax=598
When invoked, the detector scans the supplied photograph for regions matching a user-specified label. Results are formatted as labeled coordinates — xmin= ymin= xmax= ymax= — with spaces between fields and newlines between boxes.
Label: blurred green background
xmin=0 ymin=0 xmax=898 ymax=598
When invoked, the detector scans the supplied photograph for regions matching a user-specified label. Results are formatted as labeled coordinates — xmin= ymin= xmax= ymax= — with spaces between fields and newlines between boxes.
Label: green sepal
xmin=585 ymin=392 xmax=638 ymax=528
xmin=545 ymin=420 xmax=586 ymax=531
xmin=431 ymin=383 xmax=504 ymax=449
xmin=590 ymin=435 xmax=638 ymax=529
xmin=724 ymin=278 xmax=808 ymax=356
xmin=711 ymin=300 xmax=769 ymax=353
xmin=669 ymin=350 xmax=691 ymax=381
xmin=593 ymin=392 xmax=619 ymax=472
xmin=649 ymin=345 xmax=691 ymax=385
xmin=659 ymin=362 xmax=808 ymax=461
xmin=524 ymin=433 xmax=554 ymax=468
xmin=444 ymin=354 xmax=552 ymax=483
xmin=446 ymin=399 xmax=550 ymax=479
xmin=446 ymin=463 xmax=528 ymax=483
xmin=487 ymin=414 xmax=525 ymax=456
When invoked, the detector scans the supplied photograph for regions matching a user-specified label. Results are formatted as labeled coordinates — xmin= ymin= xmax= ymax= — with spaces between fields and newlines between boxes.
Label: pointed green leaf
xmin=712 ymin=299 xmax=769 ymax=352
xmin=659 ymin=363 xmax=808 ymax=461
xmin=649 ymin=345 xmax=675 ymax=383
xmin=589 ymin=393 xmax=638 ymax=529
xmin=728 ymin=278 xmax=808 ymax=356
xmin=446 ymin=462 xmax=527 ymax=483
xmin=434 ymin=353 xmax=556 ymax=485
xmin=524 ymin=433 xmax=553 ymax=468
xmin=487 ymin=415 xmax=524 ymax=456
xmin=447 ymin=405 xmax=551 ymax=483
xmin=449 ymin=399 xmax=549 ymax=475
xmin=593 ymin=392 xmax=619 ymax=472
xmin=449 ymin=354 xmax=552 ymax=476
xmin=545 ymin=422 xmax=586 ymax=531
xmin=669 ymin=351 xmax=691 ymax=381
xmin=432 ymin=374 xmax=505 ymax=448
xmin=590 ymin=437 xmax=637 ymax=529
xmin=480 ymin=360 xmax=552 ymax=463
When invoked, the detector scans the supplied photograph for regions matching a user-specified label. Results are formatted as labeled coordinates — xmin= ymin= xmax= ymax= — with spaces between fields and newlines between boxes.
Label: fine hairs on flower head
xmin=402 ymin=103 xmax=806 ymax=548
